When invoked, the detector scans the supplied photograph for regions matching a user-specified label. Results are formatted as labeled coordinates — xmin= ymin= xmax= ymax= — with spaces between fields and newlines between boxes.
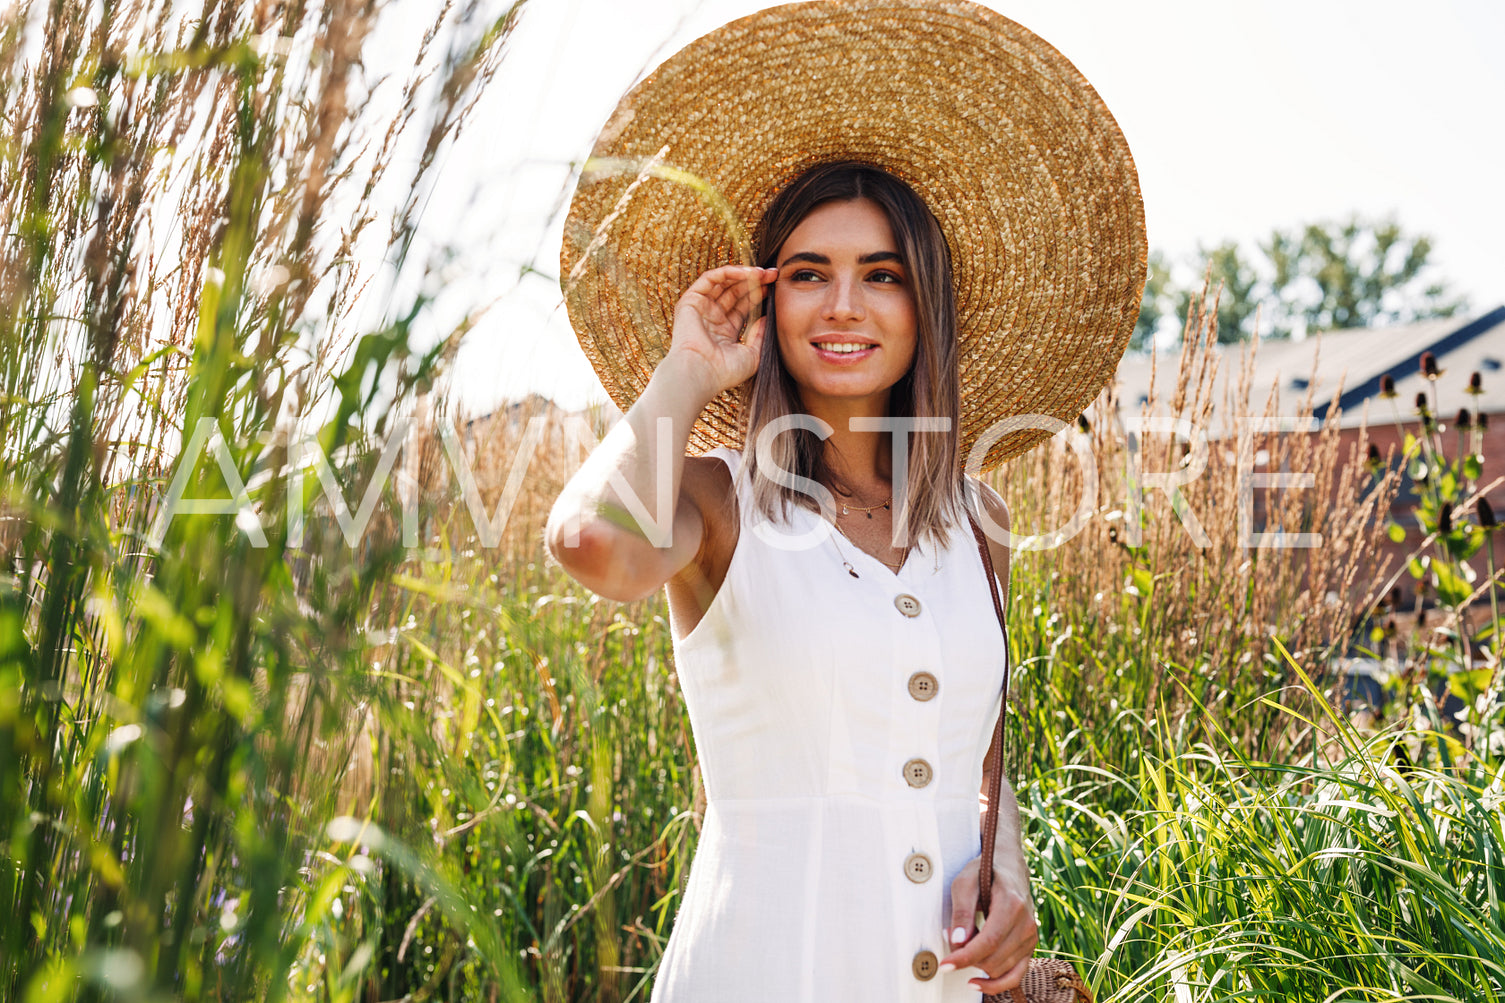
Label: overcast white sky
xmin=412 ymin=0 xmax=1505 ymax=415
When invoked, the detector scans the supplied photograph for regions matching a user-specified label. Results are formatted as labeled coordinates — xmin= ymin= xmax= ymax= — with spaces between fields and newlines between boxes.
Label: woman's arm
xmin=975 ymin=479 xmax=1025 ymax=887
xmin=939 ymin=480 xmax=1038 ymax=992
xmin=978 ymin=678 xmax=1031 ymax=900
xmin=989 ymin=769 xmax=1032 ymax=899
xmin=545 ymin=265 xmax=775 ymax=601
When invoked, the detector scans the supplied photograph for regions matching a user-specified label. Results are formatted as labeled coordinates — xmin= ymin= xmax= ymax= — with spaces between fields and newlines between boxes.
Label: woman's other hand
xmin=669 ymin=265 xmax=776 ymax=396
xmin=938 ymin=857 xmax=1038 ymax=993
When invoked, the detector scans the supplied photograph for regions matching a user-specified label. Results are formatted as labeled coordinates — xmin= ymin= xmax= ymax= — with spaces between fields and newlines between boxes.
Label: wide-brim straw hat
xmin=560 ymin=0 xmax=1146 ymax=470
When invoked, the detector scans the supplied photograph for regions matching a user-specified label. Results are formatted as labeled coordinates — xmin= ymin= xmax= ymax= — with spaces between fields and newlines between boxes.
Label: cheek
xmin=772 ymin=288 xmax=806 ymax=353
xmin=894 ymin=338 xmax=919 ymax=375
xmin=891 ymin=305 xmax=919 ymax=369
xmin=773 ymin=285 xmax=802 ymax=325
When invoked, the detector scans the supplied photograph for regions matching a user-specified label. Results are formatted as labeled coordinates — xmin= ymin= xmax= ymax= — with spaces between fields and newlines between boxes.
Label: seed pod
xmin=1420 ymin=352 xmax=1440 ymax=379
xmin=1439 ymin=501 xmax=1453 ymax=534
xmin=1469 ymin=371 xmax=1483 ymax=395
xmin=1077 ymin=414 xmax=1091 ymax=433
xmin=1479 ymin=497 xmax=1497 ymax=529
xmin=1380 ymin=374 xmax=1397 ymax=398
xmin=1480 ymin=412 xmax=1490 ymax=432
xmin=1415 ymin=391 xmax=1429 ymax=415
xmin=1457 ymin=407 xmax=1473 ymax=430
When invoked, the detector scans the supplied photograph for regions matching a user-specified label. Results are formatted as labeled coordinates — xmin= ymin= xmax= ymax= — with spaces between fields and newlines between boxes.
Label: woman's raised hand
xmin=668 ymin=265 xmax=777 ymax=397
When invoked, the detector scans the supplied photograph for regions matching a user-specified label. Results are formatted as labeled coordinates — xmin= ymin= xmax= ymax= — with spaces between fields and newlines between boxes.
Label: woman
xmin=549 ymin=3 xmax=1144 ymax=999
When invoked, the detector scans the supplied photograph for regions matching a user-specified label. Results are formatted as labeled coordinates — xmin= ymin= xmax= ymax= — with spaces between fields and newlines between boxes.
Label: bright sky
xmin=420 ymin=0 xmax=1505 ymax=416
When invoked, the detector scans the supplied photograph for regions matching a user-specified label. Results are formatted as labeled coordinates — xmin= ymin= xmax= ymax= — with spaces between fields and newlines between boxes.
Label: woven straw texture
xmin=560 ymin=0 xmax=1146 ymax=469
xmin=999 ymin=958 xmax=1095 ymax=1003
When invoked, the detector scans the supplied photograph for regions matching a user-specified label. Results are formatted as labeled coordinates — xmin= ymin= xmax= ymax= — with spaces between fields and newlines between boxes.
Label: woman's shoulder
xmin=666 ymin=448 xmax=742 ymax=640
xmin=964 ymin=475 xmax=1011 ymax=530
xmin=684 ymin=446 xmax=743 ymax=499
xmin=690 ymin=445 xmax=744 ymax=474
xmin=682 ymin=447 xmax=743 ymax=534
xmin=962 ymin=477 xmax=1011 ymax=592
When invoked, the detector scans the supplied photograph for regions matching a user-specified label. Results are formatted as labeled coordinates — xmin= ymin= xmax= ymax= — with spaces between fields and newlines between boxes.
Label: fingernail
xmin=937 ymin=963 xmax=955 ymax=974
xmin=950 ymin=926 xmax=969 ymax=945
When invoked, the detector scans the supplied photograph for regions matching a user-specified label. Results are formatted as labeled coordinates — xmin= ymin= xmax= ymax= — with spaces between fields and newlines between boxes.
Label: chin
xmin=801 ymin=377 xmax=894 ymax=403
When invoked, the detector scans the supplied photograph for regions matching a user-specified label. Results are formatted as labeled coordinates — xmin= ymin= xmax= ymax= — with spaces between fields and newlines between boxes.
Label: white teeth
xmin=817 ymin=342 xmax=874 ymax=354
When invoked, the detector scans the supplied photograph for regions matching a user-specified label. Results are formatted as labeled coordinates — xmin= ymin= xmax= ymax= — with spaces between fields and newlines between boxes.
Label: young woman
xmin=549 ymin=3 xmax=1144 ymax=1000
xmin=551 ymin=162 xmax=1033 ymax=997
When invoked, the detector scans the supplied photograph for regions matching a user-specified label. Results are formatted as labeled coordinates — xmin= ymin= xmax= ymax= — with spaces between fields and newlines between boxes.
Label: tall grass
xmin=0 ymin=0 xmax=524 ymax=998
xmin=1027 ymin=660 xmax=1505 ymax=1000
xmin=366 ymin=298 xmax=1500 ymax=998
xmin=996 ymin=291 xmax=1403 ymax=778
xmin=357 ymin=404 xmax=704 ymax=1002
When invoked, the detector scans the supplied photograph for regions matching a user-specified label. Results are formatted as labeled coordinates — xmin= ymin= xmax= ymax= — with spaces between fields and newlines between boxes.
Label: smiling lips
xmin=811 ymin=337 xmax=878 ymax=364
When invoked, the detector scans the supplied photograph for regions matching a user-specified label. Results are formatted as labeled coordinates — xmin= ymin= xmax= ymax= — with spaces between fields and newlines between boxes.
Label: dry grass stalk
xmin=995 ymin=283 xmax=1401 ymax=758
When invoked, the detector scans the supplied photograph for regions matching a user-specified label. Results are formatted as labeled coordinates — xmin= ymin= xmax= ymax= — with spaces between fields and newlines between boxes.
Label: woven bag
xmin=1001 ymin=959 xmax=1094 ymax=1003
xmin=968 ymin=514 xmax=1094 ymax=1003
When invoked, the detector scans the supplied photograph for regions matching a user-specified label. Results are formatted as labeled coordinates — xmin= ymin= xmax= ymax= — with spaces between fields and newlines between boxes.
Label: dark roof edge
xmin=1314 ymin=305 xmax=1505 ymax=422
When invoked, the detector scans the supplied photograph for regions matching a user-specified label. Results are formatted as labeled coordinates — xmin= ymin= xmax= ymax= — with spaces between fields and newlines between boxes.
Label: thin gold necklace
xmin=828 ymin=519 xmax=908 ymax=575
xmin=837 ymin=495 xmax=891 ymax=519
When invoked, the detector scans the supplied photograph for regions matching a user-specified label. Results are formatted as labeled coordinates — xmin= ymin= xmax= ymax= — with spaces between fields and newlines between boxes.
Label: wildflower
xmin=1457 ymin=407 xmax=1472 ymax=430
xmin=1438 ymin=502 xmax=1453 ymax=534
xmin=1479 ymin=497 xmax=1497 ymax=530
xmin=1415 ymin=391 xmax=1429 ymax=416
xmin=1380 ymin=374 xmax=1397 ymax=398
xmin=1479 ymin=412 xmax=1490 ymax=432
xmin=1365 ymin=443 xmax=1383 ymax=474
xmin=1420 ymin=351 xmax=1440 ymax=379
xmin=1468 ymin=370 xmax=1484 ymax=396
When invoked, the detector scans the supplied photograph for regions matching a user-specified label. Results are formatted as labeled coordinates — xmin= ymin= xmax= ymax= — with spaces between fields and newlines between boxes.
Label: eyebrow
xmin=777 ymin=250 xmax=906 ymax=268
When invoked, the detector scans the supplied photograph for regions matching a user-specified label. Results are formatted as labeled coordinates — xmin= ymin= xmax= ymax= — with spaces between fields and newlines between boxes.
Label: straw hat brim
xmin=560 ymin=0 xmax=1147 ymax=470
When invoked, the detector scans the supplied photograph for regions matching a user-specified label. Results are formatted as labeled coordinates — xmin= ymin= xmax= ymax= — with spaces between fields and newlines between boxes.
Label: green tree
xmin=1180 ymin=241 xmax=1264 ymax=345
xmin=1162 ymin=215 xmax=1466 ymax=344
xmin=1264 ymin=215 xmax=1466 ymax=338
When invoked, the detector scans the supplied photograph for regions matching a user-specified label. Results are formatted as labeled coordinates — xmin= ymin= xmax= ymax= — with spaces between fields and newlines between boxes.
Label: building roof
xmin=1111 ymin=306 xmax=1505 ymax=435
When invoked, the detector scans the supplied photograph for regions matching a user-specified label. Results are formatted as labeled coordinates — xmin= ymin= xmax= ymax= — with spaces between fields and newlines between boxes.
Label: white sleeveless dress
xmin=652 ymin=447 xmax=1008 ymax=1002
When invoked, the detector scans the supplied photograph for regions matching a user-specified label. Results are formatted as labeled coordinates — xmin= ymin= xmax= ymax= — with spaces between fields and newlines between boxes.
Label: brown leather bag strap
xmin=966 ymin=510 xmax=1011 ymax=920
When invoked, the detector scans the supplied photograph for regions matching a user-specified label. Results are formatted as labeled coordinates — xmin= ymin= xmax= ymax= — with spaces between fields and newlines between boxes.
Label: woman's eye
xmin=790 ymin=269 xmax=822 ymax=282
xmin=870 ymin=271 xmax=903 ymax=284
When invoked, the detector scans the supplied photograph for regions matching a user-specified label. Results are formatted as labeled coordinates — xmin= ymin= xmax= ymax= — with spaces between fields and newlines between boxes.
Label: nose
xmin=821 ymin=275 xmax=865 ymax=322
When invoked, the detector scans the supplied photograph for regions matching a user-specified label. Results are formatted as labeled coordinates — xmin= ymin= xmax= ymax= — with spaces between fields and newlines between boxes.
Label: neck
xmin=801 ymin=390 xmax=894 ymax=496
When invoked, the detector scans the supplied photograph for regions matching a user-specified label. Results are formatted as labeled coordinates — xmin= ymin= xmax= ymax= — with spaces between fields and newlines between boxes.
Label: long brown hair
xmin=742 ymin=161 xmax=964 ymax=550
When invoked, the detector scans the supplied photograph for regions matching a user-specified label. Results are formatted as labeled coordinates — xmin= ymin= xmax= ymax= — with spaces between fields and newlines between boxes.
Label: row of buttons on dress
xmin=897 ymin=594 xmax=944 ymax=982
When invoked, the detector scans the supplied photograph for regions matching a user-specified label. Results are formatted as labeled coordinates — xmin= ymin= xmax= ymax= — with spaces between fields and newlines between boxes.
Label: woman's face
xmin=772 ymin=197 xmax=918 ymax=413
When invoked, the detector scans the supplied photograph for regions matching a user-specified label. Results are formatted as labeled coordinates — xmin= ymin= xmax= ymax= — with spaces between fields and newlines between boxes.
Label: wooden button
xmin=903 ymin=758 xmax=933 ymax=788
xmin=904 ymin=852 xmax=933 ymax=883
xmin=894 ymin=593 xmax=922 ymax=618
xmin=907 ymin=671 xmax=938 ymax=701
xmin=912 ymin=949 xmax=939 ymax=980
